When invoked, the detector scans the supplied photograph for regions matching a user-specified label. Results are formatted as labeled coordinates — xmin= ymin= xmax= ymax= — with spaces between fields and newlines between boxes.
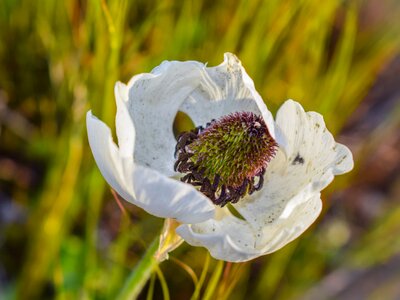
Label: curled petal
xmin=115 ymin=81 xmax=135 ymax=158
xmin=178 ymin=100 xmax=352 ymax=261
xmin=86 ymin=111 xmax=215 ymax=223
xmin=235 ymin=100 xmax=353 ymax=229
xmin=122 ymin=54 xmax=276 ymax=177
xmin=177 ymin=207 xmax=258 ymax=262
xmin=179 ymin=53 xmax=275 ymax=138
xmin=275 ymin=99 xmax=353 ymax=177
xmin=177 ymin=192 xmax=321 ymax=262
xmin=125 ymin=61 xmax=204 ymax=176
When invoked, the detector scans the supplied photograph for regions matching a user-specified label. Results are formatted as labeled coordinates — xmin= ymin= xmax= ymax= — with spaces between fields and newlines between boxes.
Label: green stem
xmin=190 ymin=254 xmax=210 ymax=300
xmin=155 ymin=266 xmax=170 ymax=300
xmin=203 ymin=260 xmax=224 ymax=300
xmin=116 ymin=238 xmax=159 ymax=300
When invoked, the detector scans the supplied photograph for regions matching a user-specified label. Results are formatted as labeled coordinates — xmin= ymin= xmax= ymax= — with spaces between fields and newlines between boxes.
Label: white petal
xmin=115 ymin=82 xmax=135 ymax=158
xmin=122 ymin=54 xmax=276 ymax=177
xmin=124 ymin=61 xmax=204 ymax=176
xmin=87 ymin=111 xmax=215 ymax=223
xmin=258 ymin=193 xmax=322 ymax=255
xmin=276 ymin=99 xmax=353 ymax=178
xmin=177 ymin=207 xmax=258 ymax=262
xmin=178 ymin=99 xmax=353 ymax=261
xmin=239 ymin=54 xmax=276 ymax=139
xmin=179 ymin=53 xmax=275 ymax=138
xmin=235 ymin=100 xmax=353 ymax=228
xmin=177 ymin=192 xmax=321 ymax=262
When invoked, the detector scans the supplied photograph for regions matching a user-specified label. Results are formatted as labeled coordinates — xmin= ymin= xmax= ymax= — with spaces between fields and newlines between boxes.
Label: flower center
xmin=174 ymin=112 xmax=277 ymax=206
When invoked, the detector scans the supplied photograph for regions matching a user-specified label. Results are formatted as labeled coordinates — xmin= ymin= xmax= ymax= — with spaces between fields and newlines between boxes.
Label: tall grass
xmin=0 ymin=0 xmax=399 ymax=299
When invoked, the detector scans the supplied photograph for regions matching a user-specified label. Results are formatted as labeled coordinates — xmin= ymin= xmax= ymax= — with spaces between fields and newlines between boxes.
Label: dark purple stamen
xmin=174 ymin=112 xmax=277 ymax=206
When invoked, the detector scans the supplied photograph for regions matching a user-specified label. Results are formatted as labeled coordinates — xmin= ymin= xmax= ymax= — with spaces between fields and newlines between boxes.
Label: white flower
xmin=87 ymin=53 xmax=353 ymax=262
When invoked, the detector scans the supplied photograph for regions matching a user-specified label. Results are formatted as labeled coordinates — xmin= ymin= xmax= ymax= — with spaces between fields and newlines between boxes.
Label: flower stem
xmin=190 ymin=253 xmax=210 ymax=300
xmin=116 ymin=238 xmax=159 ymax=300
xmin=203 ymin=260 xmax=224 ymax=300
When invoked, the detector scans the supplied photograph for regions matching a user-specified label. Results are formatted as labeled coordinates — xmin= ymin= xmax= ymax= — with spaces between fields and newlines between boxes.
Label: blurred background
xmin=0 ymin=0 xmax=399 ymax=299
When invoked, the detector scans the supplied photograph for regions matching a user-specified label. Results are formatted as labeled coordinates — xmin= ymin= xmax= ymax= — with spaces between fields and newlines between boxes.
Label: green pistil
xmin=174 ymin=112 xmax=277 ymax=206
xmin=191 ymin=125 xmax=254 ymax=186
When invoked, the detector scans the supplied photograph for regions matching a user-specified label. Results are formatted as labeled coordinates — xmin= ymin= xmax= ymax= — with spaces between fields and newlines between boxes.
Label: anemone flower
xmin=87 ymin=53 xmax=353 ymax=262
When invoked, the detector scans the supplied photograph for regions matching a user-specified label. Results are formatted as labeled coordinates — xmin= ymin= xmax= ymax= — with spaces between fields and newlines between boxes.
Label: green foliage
xmin=0 ymin=0 xmax=399 ymax=299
